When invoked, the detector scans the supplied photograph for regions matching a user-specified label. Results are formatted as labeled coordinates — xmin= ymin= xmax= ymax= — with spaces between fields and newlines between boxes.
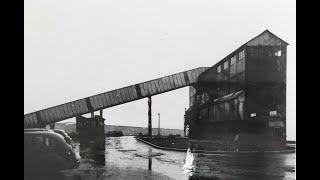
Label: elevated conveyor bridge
xmin=24 ymin=67 xmax=209 ymax=128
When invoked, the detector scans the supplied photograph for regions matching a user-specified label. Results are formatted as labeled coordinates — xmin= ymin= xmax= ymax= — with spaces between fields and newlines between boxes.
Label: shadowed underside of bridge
xmin=24 ymin=67 xmax=209 ymax=128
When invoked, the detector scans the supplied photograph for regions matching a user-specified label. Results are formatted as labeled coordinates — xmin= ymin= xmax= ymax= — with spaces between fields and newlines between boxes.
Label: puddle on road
xmin=154 ymin=157 xmax=183 ymax=165
xmin=117 ymin=149 xmax=137 ymax=152
xmin=134 ymin=152 xmax=165 ymax=159
xmin=63 ymin=137 xmax=295 ymax=180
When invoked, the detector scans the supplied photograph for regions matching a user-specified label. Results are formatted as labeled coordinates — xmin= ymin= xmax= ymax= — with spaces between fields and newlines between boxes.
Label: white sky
xmin=24 ymin=0 xmax=296 ymax=140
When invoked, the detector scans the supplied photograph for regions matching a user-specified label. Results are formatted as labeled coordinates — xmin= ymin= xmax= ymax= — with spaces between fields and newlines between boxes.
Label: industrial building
xmin=24 ymin=30 xmax=288 ymax=144
xmin=76 ymin=111 xmax=105 ymax=149
xmin=185 ymin=30 xmax=288 ymax=142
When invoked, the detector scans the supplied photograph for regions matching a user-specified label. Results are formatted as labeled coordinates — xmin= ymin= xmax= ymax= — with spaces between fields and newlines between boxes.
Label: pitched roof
xmin=197 ymin=30 xmax=289 ymax=83
xmin=246 ymin=29 xmax=289 ymax=46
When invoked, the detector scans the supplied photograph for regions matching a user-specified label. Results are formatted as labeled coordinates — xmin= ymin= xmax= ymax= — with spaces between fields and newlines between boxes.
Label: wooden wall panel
xmin=146 ymin=82 xmax=153 ymax=95
xmin=187 ymin=71 xmax=194 ymax=83
xmin=168 ymin=76 xmax=175 ymax=89
xmin=157 ymin=79 xmax=164 ymax=92
xmin=151 ymin=81 xmax=157 ymax=95
xmin=161 ymin=78 xmax=168 ymax=91
xmin=131 ymin=86 xmax=138 ymax=99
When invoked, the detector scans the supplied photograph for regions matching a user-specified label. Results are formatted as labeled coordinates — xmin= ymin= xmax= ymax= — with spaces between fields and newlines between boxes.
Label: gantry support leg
xmin=100 ymin=109 xmax=103 ymax=118
xmin=148 ymin=96 xmax=152 ymax=137
xmin=49 ymin=123 xmax=55 ymax=129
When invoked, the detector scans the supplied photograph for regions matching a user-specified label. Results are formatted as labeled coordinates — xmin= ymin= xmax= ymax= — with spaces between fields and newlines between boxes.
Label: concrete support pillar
xmin=158 ymin=113 xmax=160 ymax=136
xmin=49 ymin=123 xmax=55 ymax=129
xmin=100 ymin=110 xmax=103 ymax=118
xmin=148 ymin=96 xmax=152 ymax=136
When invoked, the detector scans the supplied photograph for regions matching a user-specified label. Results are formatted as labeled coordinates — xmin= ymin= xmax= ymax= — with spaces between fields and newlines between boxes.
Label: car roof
xmin=24 ymin=129 xmax=72 ymax=142
xmin=24 ymin=131 xmax=70 ymax=148
xmin=52 ymin=129 xmax=67 ymax=133
xmin=25 ymin=131 xmax=67 ymax=141
xmin=52 ymin=129 xmax=70 ymax=137
xmin=24 ymin=128 xmax=53 ymax=132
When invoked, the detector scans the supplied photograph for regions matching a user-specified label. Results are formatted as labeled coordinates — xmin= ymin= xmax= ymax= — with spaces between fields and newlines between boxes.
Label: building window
xmin=231 ymin=56 xmax=236 ymax=65
xmin=32 ymin=136 xmax=44 ymax=147
xmin=270 ymin=111 xmax=277 ymax=116
xmin=239 ymin=50 xmax=245 ymax=60
xmin=224 ymin=61 xmax=228 ymax=69
xmin=217 ymin=65 xmax=221 ymax=73
xmin=250 ymin=113 xmax=256 ymax=117
xmin=275 ymin=50 xmax=281 ymax=56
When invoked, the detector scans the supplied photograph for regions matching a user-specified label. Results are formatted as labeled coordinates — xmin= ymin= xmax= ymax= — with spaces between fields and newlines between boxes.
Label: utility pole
xmin=184 ymin=108 xmax=186 ymax=137
xmin=148 ymin=97 xmax=152 ymax=136
xmin=158 ymin=113 xmax=160 ymax=136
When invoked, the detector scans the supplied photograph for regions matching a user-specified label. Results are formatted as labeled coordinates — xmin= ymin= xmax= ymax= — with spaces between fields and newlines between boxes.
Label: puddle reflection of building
xmin=148 ymin=148 xmax=152 ymax=170
xmin=114 ymin=137 xmax=122 ymax=148
xmin=79 ymin=137 xmax=106 ymax=166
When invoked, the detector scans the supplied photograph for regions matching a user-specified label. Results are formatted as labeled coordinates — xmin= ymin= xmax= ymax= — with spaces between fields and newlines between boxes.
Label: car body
xmin=24 ymin=128 xmax=54 ymax=132
xmin=52 ymin=129 xmax=76 ymax=148
xmin=24 ymin=129 xmax=80 ymax=176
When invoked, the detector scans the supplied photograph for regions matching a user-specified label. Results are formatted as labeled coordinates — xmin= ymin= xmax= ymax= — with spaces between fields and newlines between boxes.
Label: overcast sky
xmin=24 ymin=0 xmax=296 ymax=140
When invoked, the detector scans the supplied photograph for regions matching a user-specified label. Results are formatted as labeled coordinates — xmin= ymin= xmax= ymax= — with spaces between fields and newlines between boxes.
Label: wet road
xmin=61 ymin=136 xmax=295 ymax=180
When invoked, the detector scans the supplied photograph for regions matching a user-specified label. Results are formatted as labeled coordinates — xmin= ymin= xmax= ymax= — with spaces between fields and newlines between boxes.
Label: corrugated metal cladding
xmin=199 ymin=91 xmax=245 ymax=122
xmin=189 ymin=86 xmax=197 ymax=107
xmin=24 ymin=67 xmax=209 ymax=128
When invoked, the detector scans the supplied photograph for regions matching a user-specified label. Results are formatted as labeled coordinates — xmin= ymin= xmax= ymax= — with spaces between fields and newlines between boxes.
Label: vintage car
xmin=52 ymin=129 xmax=76 ymax=148
xmin=24 ymin=129 xmax=80 ymax=176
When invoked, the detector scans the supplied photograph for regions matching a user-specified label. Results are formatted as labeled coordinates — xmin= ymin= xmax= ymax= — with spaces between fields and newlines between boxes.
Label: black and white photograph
xmin=24 ymin=0 xmax=296 ymax=179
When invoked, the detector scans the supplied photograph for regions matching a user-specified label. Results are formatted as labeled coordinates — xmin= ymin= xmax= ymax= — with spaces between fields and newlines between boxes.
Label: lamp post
xmin=158 ymin=113 xmax=160 ymax=136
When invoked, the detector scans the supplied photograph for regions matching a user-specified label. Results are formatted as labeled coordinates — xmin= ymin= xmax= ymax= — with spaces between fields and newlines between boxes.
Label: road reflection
xmin=148 ymin=148 xmax=152 ymax=170
xmin=58 ymin=136 xmax=295 ymax=180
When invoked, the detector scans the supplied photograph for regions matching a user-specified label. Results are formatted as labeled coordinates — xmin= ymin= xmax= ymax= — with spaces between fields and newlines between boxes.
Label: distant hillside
xmin=105 ymin=125 xmax=184 ymax=136
xmin=54 ymin=122 xmax=184 ymax=136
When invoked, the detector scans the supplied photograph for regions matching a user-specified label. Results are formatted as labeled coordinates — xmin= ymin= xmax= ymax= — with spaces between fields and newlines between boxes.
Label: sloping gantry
xmin=24 ymin=67 xmax=209 ymax=128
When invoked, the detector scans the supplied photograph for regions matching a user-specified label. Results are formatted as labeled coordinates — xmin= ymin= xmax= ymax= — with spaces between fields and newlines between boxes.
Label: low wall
xmin=135 ymin=137 xmax=296 ymax=155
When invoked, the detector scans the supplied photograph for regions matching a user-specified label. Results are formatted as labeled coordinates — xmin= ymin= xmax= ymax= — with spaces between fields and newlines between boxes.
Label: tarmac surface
xmin=28 ymin=136 xmax=296 ymax=180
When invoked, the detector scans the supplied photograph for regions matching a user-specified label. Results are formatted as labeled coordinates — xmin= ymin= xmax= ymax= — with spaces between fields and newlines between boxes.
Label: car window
xmin=32 ymin=136 xmax=44 ymax=147
xmin=48 ymin=138 xmax=57 ymax=149
xmin=32 ymin=136 xmax=57 ymax=150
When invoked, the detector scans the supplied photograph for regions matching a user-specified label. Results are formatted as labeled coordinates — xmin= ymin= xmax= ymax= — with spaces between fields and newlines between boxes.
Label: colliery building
xmin=185 ymin=30 xmax=288 ymax=142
